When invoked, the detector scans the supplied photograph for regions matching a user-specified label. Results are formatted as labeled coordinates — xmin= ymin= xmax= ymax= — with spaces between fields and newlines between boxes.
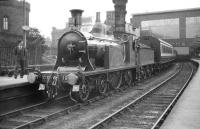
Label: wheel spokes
xmin=98 ymin=79 xmax=108 ymax=94
xmin=109 ymin=72 xmax=122 ymax=89
xmin=79 ymin=84 xmax=90 ymax=101
xmin=124 ymin=70 xmax=133 ymax=87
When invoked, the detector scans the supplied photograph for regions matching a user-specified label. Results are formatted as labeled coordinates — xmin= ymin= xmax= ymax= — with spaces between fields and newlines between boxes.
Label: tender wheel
xmin=124 ymin=70 xmax=133 ymax=87
xmin=109 ymin=72 xmax=122 ymax=90
xmin=141 ymin=67 xmax=147 ymax=80
xmin=70 ymin=83 xmax=90 ymax=102
xmin=98 ymin=80 xmax=108 ymax=95
xmin=147 ymin=67 xmax=152 ymax=77
xmin=136 ymin=68 xmax=141 ymax=82
xmin=143 ymin=73 xmax=147 ymax=80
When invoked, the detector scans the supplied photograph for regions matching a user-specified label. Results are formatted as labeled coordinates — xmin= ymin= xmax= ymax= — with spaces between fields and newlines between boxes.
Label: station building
xmin=131 ymin=8 xmax=200 ymax=47
xmin=0 ymin=0 xmax=30 ymax=46
xmin=0 ymin=0 xmax=45 ymax=66
xmin=0 ymin=0 xmax=31 ymax=66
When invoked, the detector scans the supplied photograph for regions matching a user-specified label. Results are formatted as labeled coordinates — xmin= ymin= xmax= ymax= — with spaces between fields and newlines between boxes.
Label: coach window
xmin=3 ymin=16 xmax=8 ymax=30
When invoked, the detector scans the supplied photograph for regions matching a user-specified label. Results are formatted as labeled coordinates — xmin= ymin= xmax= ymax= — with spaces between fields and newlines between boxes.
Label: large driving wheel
xmin=124 ymin=70 xmax=133 ymax=87
xmin=98 ymin=79 xmax=108 ymax=95
xmin=109 ymin=72 xmax=122 ymax=90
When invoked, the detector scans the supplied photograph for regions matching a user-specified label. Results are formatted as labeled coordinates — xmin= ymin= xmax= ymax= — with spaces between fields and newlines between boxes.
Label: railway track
xmin=0 ymin=84 xmax=47 ymax=115
xmin=0 ymin=63 xmax=181 ymax=129
xmin=88 ymin=63 xmax=194 ymax=129
xmin=0 ymin=95 xmax=74 ymax=129
xmin=0 ymin=84 xmax=126 ymax=129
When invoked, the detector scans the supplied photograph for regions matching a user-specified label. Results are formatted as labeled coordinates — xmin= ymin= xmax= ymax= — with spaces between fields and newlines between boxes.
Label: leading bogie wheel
xmin=70 ymin=82 xmax=90 ymax=102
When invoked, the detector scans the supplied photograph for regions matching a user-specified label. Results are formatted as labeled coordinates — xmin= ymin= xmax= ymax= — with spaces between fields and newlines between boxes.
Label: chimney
xmin=113 ymin=0 xmax=128 ymax=33
xmin=96 ymin=12 xmax=101 ymax=23
xmin=70 ymin=9 xmax=84 ymax=28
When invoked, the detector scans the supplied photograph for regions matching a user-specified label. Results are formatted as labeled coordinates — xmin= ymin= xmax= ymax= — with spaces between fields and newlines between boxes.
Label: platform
xmin=160 ymin=59 xmax=200 ymax=129
xmin=0 ymin=69 xmax=57 ymax=90
xmin=0 ymin=75 xmax=29 ymax=90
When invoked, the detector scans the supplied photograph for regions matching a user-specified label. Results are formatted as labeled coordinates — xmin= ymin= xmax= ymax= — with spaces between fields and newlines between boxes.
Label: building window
xmin=3 ymin=16 xmax=8 ymax=30
xmin=141 ymin=18 xmax=179 ymax=39
xmin=186 ymin=17 xmax=200 ymax=38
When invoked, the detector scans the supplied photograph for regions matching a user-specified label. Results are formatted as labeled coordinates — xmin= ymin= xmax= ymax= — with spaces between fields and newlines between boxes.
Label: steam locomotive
xmin=27 ymin=10 xmax=176 ymax=102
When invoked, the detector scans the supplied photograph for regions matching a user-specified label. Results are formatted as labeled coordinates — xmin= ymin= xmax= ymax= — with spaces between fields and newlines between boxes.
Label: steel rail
xmin=151 ymin=63 xmax=194 ymax=129
xmin=0 ymin=64 xmax=180 ymax=129
xmin=0 ymin=95 xmax=69 ymax=119
xmin=13 ymin=104 xmax=81 ymax=129
xmin=88 ymin=64 xmax=183 ymax=129
xmin=12 ymin=95 xmax=106 ymax=129
xmin=0 ymin=78 xmax=130 ymax=129
xmin=0 ymin=92 xmax=39 ymax=102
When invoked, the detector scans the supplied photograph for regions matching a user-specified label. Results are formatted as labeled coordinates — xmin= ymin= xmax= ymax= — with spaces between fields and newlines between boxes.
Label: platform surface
xmin=161 ymin=59 xmax=200 ymax=129
xmin=0 ymin=75 xmax=29 ymax=90
xmin=0 ymin=70 xmax=53 ymax=90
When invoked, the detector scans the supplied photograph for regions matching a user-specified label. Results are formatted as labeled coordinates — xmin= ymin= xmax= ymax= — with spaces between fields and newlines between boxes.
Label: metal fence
xmin=0 ymin=47 xmax=15 ymax=66
xmin=0 ymin=46 xmax=42 ymax=67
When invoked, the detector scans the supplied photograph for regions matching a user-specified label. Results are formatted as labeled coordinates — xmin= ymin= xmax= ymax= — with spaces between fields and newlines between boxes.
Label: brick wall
xmin=0 ymin=0 xmax=30 ymax=35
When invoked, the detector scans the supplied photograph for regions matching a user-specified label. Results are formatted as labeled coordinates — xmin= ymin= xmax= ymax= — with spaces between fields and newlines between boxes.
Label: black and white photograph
xmin=0 ymin=0 xmax=200 ymax=128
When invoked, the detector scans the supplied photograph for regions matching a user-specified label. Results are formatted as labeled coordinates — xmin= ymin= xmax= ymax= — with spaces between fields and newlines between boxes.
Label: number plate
xmin=72 ymin=85 xmax=79 ymax=92
xmin=63 ymin=75 xmax=68 ymax=82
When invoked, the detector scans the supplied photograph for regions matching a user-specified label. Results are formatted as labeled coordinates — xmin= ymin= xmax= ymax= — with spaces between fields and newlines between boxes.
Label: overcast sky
xmin=26 ymin=0 xmax=200 ymax=38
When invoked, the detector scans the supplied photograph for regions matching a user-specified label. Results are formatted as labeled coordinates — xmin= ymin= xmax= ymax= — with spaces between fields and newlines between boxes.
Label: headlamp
xmin=27 ymin=72 xmax=37 ymax=84
xmin=67 ymin=73 xmax=78 ymax=85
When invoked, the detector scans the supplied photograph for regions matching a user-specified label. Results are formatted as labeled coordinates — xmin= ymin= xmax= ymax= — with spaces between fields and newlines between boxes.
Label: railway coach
xmin=140 ymin=36 xmax=176 ymax=63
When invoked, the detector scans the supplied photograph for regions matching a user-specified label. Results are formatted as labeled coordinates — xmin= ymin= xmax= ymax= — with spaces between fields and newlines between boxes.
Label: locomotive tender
xmin=27 ymin=10 xmax=176 ymax=102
